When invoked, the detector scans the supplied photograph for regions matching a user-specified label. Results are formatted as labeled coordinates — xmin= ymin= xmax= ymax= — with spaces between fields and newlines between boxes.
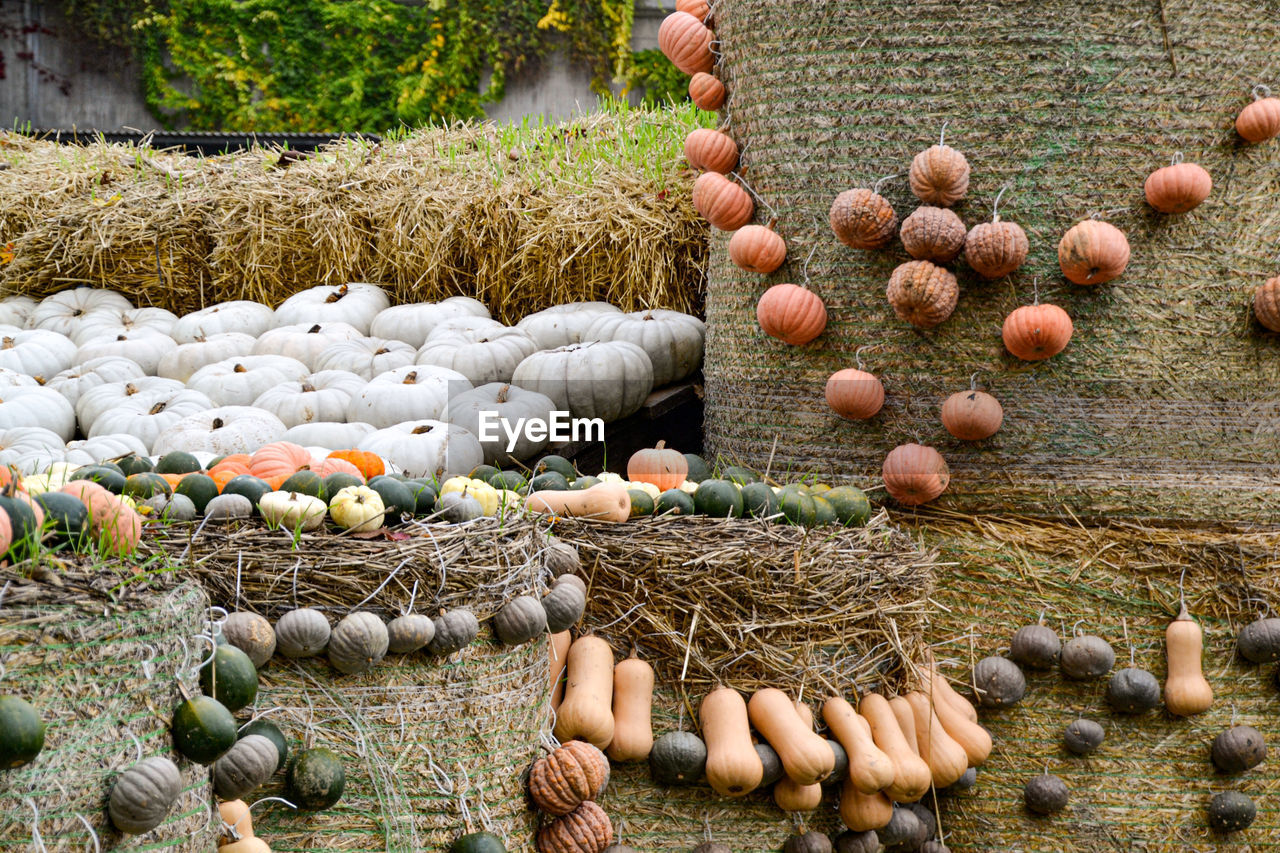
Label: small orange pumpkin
xmin=1236 ymin=94 xmax=1280 ymax=143
xmin=658 ymin=11 xmax=714 ymax=75
xmin=900 ymin=206 xmax=966 ymax=264
xmin=209 ymin=469 xmax=239 ymax=493
xmin=0 ymin=507 xmax=11 ymax=557
xmin=1002 ymin=303 xmax=1073 ymax=361
xmin=1058 ymin=220 xmax=1130 ymax=285
xmin=886 ymin=260 xmax=958 ymax=329
xmin=1144 ymin=162 xmax=1212 ymax=214
xmin=756 ymin=284 xmax=827 ymax=346
xmin=882 ymin=444 xmax=950 ymax=506
xmin=941 ymin=390 xmax=1003 ymax=440
xmin=692 ymin=172 xmax=754 ymax=231
xmin=688 ymin=72 xmax=726 ymax=111
xmin=683 ymin=128 xmax=738 ymax=174
xmin=626 ymin=441 xmax=688 ymax=491
xmin=728 ymin=225 xmax=786 ymax=274
xmin=825 ymin=369 xmax=885 ymax=420
xmin=829 ymin=189 xmax=897 ymax=250
xmin=676 ymin=0 xmax=711 ymax=20
xmin=909 ymin=144 xmax=970 ymax=207
xmin=313 ymin=457 xmax=362 ymax=479
xmin=328 ymin=449 xmax=384 ymax=480
xmin=1253 ymin=276 xmax=1280 ymax=332
xmin=965 ymin=217 xmax=1029 ymax=279
xmin=249 ymin=441 xmax=312 ymax=480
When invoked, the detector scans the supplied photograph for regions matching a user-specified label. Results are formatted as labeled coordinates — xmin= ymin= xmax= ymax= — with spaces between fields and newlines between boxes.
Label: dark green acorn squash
xmin=198 ymin=645 xmax=259 ymax=713
xmin=175 ymin=473 xmax=219 ymax=514
xmin=33 ymin=492 xmax=89 ymax=550
xmin=693 ymin=479 xmax=744 ymax=518
xmin=286 ymin=747 xmax=346 ymax=809
xmin=654 ymin=489 xmax=695 ymax=516
xmin=739 ymin=482 xmax=779 ymax=519
xmin=122 ymin=472 xmax=172 ymax=500
xmin=171 ymin=696 xmax=237 ymax=764
xmin=155 ymin=451 xmax=202 ymax=475
xmin=280 ymin=470 xmax=326 ymax=500
xmin=0 ymin=695 xmax=45 ymax=769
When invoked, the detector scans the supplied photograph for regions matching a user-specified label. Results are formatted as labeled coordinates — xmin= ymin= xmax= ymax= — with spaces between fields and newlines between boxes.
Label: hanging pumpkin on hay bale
xmin=756 ymin=283 xmax=827 ymax=345
xmin=1144 ymin=157 xmax=1212 ymax=214
xmin=1057 ymin=219 xmax=1130 ymax=285
xmin=683 ymin=128 xmax=738 ymax=174
xmin=1253 ymin=276 xmax=1280 ymax=332
xmin=688 ymin=72 xmax=726 ymax=110
xmin=692 ymin=173 xmax=754 ymax=231
xmin=658 ymin=11 xmax=715 ymax=75
xmin=908 ymin=130 xmax=970 ymax=207
xmin=1002 ymin=303 xmax=1073 ymax=361
xmin=1236 ymin=86 xmax=1280 ymax=143
xmin=829 ymin=187 xmax=897 ymax=250
xmin=729 ymin=225 xmax=787 ymax=274
xmin=886 ymin=260 xmax=958 ymax=329
xmin=900 ymin=206 xmax=966 ymax=264
xmin=882 ymin=443 xmax=950 ymax=506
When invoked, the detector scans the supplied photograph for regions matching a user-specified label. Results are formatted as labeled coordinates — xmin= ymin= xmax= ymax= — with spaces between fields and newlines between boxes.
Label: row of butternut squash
xmin=550 ymin=633 xmax=656 ymax=763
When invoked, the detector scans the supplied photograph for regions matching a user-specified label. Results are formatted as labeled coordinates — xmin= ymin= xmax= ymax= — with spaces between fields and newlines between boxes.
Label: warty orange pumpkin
xmin=886 ymin=260 xmax=958 ymax=329
xmin=966 ymin=216 xmax=1029 ymax=279
xmin=830 ymin=189 xmax=897 ymax=250
xmin=900 ymin=206 xmax=966 ymax=264
xmin=909 ymin=143 xmax=970 ymax=207
xmin=529 ymin=739 xmax=610 ymax=816
xmin=1254 ymin=276 xmax=1280 ymax=332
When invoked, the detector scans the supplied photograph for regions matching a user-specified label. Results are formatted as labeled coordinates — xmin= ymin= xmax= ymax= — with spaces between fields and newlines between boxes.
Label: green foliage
xmin=628 ymin=47 xmax=691 ymax=107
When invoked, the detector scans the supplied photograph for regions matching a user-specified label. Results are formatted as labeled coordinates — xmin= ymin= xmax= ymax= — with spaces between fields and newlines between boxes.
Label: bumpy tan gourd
xmin=1253 ymin=277 xmax=1280 ymax=332
xmin=965 ymin=218 xmax=1029 ymax=279
xmin=886 ymin=260 xmax=958 ymax=329
xmin=554 ymin=635 xmax=616 ymax=749
xmin=830 ymin=189 xmax=897 ymax=250
xmin=900 ymin=206 xmax=966 ymax=263
xmin=908 ymin=144 xmax=970 ymax=206
xmin=536 ymin=800 xmax=614 ymax=853
xmin=700 ymin=686 xmax=763 ymax=796
xmin=529 ymin=740 xmax=610 ymax=816
xmin=747 ymin=688 xmax=835 ymax=785
xmin=607 ymin=654 xmax=654 ymax=762
xmin=823 ymin=696 xmax=895 ymax=794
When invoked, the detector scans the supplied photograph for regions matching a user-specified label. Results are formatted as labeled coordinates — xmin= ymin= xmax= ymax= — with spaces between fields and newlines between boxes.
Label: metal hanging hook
xmin=992 ymin=182 xmax=1012 ymax=221
xmin=1171 ymin=151 xmax=1184 ymax=166
xmin=855 ymin=344 xmax=873 ymax=371
xmin=873 ymin=173 xmax=902 ymax=195
xmin=939 ymin=121 xmax=949 ymax=147
xmin=1253 ymin=84 xmax=1272 ymax=100
xmin=800 ymin=244 xmax=818 ymax=288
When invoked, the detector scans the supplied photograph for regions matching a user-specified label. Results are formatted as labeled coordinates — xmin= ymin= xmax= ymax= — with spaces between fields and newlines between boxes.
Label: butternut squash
xmin=526 ymin=484 xmax=630 ymax=522
xmin=549 ymin=630 xmax=572 ymax=711
xmin=858 ymin=693 xmax=931 ymax=803
xmin=920 ymin=661 xmax=978 ymax=724
xmin=747 ymin=688 xmax=835 ymax=785
xmin=219 ymin=839 xmax=271 ymax=853
xmin=922 ymin=676 xmax=991 ymax=767
xmin=700 ymin=686 xmax=763 ymax=796
xmin=1165 ymin=604 xmax=1214 ymax=716
xmin=822 ymin=696 xmax=895 ymax=794
xmin=792 ymin=699 xmax=814 ymax=728
xmin=903 ymin=691 xmax=969 ymax=788
xmin=218 ymin=799 xmax=253 ymax=842
xmin=888 ymin=696 xmax=919 ymax=753
xmin=554 ymin=635 xmax=615 ymax=749
xmin=839 ymin=784 xmax=894 ymax=832
xmin=773 ymin=776 xmax=823 ymax=812
xmin=607 ymin=652 xmax=654 ymax=761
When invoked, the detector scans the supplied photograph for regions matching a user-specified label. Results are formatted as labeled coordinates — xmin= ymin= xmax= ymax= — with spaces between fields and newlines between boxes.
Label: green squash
xmin=0 ymin=495 xmax=40 ymax=561
xmin=406 ymin=480 xmax=437 ymax=515
xmin=488 ymin=470 xmax=527 ymax=493
xmin=739 ymin=482 xmax=779 ymax=519
xmin=469 ymin=464 xmax=501 ymax=483
xmin=627 ymin=489 xmax=655 ymax=518
xmin=33 ymin=492 xmax=90 ymax=550
xmin=220 ymin=475 xmax=272 ymax=513
xmin=649 ymin=730 xmax=706 ymax=786
xmin=683 ymin=453 xmax=712 ymax=483
xmin=366 ymin=476 xmax=415 ymax=517
xmin=286 ymin=747 xmax=346 ymax=810
xmin=323 ymin=472 xmax=364 ymax=497
xmin=529 ymin=471 xmax=571 ymax=492
xmin=239 ymin=719 xmax=288 ymax=772
xmin=812 ymin=496 xmax=837 ymax=527
xmin=155 ymin=451 xmax=202 ymax=475
xmin=693 ymin=479 xmax=744 ymax=518
xmin=451 ymin=832 xmax=507 ymax=853
xmin=654 ymin=489 xmax=695 ymax=516
xmin=570 ymin=475 xmax=600 ymax=490
xmin=778 ymin=490 xmax=817 ymax=527
xmin=534 ymin=454 xmax=577 ymax=480
xmin=0 ymin=695 xmax=45 ymax=769
xmin=720 ymin=465 xmax=760 ymax=486
xmin=198 ymin=645 xmax=259 ymax=713
xmin=94 ymin=461 xmax=125 ymax=476
xmin=280 ymin=470 xmax=326 ymax=500
xmin=823 ymin=486 xmax=872 ymax=527
xmin=171 ymin=696 xmax=238 ymax=764
xmin=70 ymin=465 xmax=127 ymax=494
xmin=174 ymin=473 xmax=219 ymax=514
xmin=114 ymin=454 xmax=154 ymax=476
xmin=122 ymin=472 xmax=172 ymax=500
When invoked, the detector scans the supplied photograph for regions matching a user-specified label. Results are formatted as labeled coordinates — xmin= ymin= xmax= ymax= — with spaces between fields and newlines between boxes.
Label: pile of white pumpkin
xmin=0 ymin=284 xmax=704 ymax=477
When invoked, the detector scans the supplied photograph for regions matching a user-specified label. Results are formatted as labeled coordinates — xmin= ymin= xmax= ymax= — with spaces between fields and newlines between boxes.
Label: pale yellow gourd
xmin=858 ymin=693 xmax=931 ymax=803
xmin=549 ymin=630 xmax=572 ymax=711
xmin=904 ymin=691 xmax=969 ymax=788
xmin=1165 ymin=604 xmax=1214 ymax=716
xmin=839 ymin=784 xmax=894 ymax=831
xmin=700 ymin=686 xmax=763 ymax=797
xmin=747 ymin=688 xmax=835 ymax=785
xmin=607 ymin=653 xmax=654 ymax=761
xmin=823 ymin=696 xmax=895 ymax=794
xmin=553 ymin=635 xmax=615 ymax=749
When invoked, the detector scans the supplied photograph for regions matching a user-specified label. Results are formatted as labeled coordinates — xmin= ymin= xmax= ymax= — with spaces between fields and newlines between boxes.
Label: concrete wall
xmin=0 ymin=0 xmax=673 ymax=132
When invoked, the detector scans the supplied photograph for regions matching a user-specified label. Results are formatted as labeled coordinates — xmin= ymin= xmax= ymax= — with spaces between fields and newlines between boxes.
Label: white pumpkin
xmin=46 ymin=356 xmax=147 ymax=409
xmin=273 ymin=283 xmax=390 ymax=335
xmin=252 ymin=322 xmax=364 ymax=371
xmin=74 ymin=330 xmax=176 ymax=376
xmin=151 ymin=406 xmax=287 ymax=456
xmin=0 ymin=368 xmax=39 ymax=388
xmin=510 ymin=340 xmax=654 ymax=423
xmin=156 ymin=332 xmax=257 ymax=382
xmin=22 ymin=462 xmax=77 ymax=494
xmin=63 ymin=433 xmax=150 ymax=467
xmin=346 ymin=365 xmax=470 ymax=428
xmin=70 ymin=307 xmax=179 ymax=346
xmin=368 ymin=297 xmax=490 ymax=348
xmin=88 ymin=387 xmax=216 ymax=450
xmin=259 ymin=490 xmax=328 ymax=532
xmin=428 ymin=316 xmax=504 ymax=340
xmin=0 ymin=387 xmax=76 ymax=441
xmin=583 ymin=309 xmax=705 ymax=387
xmin=252 ymin=370 xmax=366 ymax=428
xmin=357 ymin=420 xmax=484 ymax=481
xmin=171 ymin=300 xmax=276 ymax=343
xmin=440 ymin=382 xmax=558 ymax=466
xmin=312 ymin=336 xmax=417 ymax=380
xmin=0 ymin=329 xmax=78 ymax=379
xmin=76 ymin=378 xmax=184 ymax=434
xmin=282 ymin=421 xmax=376 ymax=449
xmin=0 ymin=426 xmax=66 ymax=474
xmin=416 ymin=326 xmax=538 ymax=386
xmin=516 ymin=302 xmax=621 ymax=350
xmin=186 ymin=355 xmax=310 ymax=407
xmin=29 ymin=287 xmax=133 ymax=337
xmin=0 ymin=296 xmax=37 ymax=328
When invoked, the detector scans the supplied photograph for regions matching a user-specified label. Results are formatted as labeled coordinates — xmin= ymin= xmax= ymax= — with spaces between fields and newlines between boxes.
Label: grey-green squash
xmin=33 ymin=491 xmax=90 ymax=550
xmin=683 ymin=453 xmax=712 ymax=483
xmin=0 ymin=695 xmax=45 ymax=768
xmin=428 ymin=609 xmax=480 ymax=655
xmin=212 ymin=734 xmax=279 ymax=801
xmin=367 ymin=475 xmax=415 ymax=517
xmin=542 ymin=580 xmax=587 ymax=634
xmin=627 ymin=489 xmax=655 ymax=517
xmin=239 ymin=718 xmax=289 ymax=771
xmin=436 ymin=491 xmax=483 ymax=523
xmin=108 ymin=756 xmax=182 ymax=834
xmin=823 ymin=486 xmax=872 ymax=527
xmin=649 ymin=730 xmax=706 ymax=786
xmin=494 ymin=595 xmax=547 ymax=645
xmin=222 ymin=611 xmax=277 ymax=668
xmin=386 ymin=613 xmax=436 ymax=654
xmin=275 ymin=608 xmax=331 ymax=658
xmin=327 ymin=612 xmax=389 ymax=675
xmin=739 ymin=481 xmax=778 ymax=519
xmin=156 ymin=451 xmax=202 ymax=474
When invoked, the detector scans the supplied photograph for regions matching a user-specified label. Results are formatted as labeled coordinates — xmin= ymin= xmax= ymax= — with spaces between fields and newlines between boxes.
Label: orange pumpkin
xmin=249 ymin=441 xmax=311 ymax=480
xmin=0 ymin=465 xmax=22 ymax=493
xmin=1144 ymin=162 xmax=1212 ymax=214
xmin=209 ymin=469 xmax=239 ymax=493
xmin=1002 ymin=303 xmax=1073 ymax=361
xmin=882 ymin=444 xmax=950 ymax=506
xmin=328 ymin=449 xmax=384 ymax=480
xmin=941 ymin=390 xmax=1003 ymax=440
xmin=829 ymin=189 xmax=897 ymax=250
xmin=756 ymin=284 xmax=827 ymax=346
xmin=313 ymin=457 xmax=362 ymax=479
xmin=1057 ymin=220 xmax=1130 ymax=285
xmin=909 ymin=144 xmax=970 ymax=207
xmin=1236 ymin=95 xmax=1280 ymax=143
xmin=626 ymin=441 xmax=688 ymax=491
xmin=965 ymin=218 xmax=1029 ymax=279
xmin=900 ymin=206 xmax=966 ymax=264
xmin=688 ymin=72 xmax=726 ymax=111
xmin=825 ymin=369 xmax=885 ymax=420
xmin=1253 ymin=276 xmax=1280 ymax=332
xmin=692 ymin=172 xmax=754 ymax=231
xmin=88 ymin=491 xmax=143 ymax=555
xmin=0 ymin=507 xmax=12 ymax=557
xmin=728 ymin=226 xmax=786 ymax=274
xmin=887 ymin=260 xmax=958 ymax=329
xmin=216 ymin=453 xmax=252 ymax=469
xmin=684 ymin=129 xmax=738 ymax=174
xmin=160 ymin=473 xmax=184 ymax=491
xmin=676 ymin=0 xmax=710 ymax=19
xmin=658 ymin=11 xmax=714 ymax=75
